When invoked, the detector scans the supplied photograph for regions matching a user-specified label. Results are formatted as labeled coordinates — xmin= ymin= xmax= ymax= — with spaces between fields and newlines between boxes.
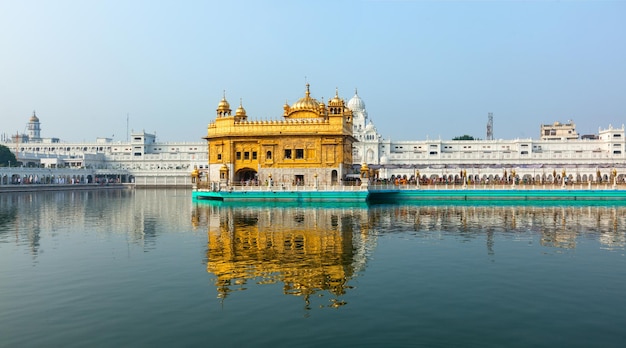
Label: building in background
xmin=1 ymin=112 xmax=206 ymax=186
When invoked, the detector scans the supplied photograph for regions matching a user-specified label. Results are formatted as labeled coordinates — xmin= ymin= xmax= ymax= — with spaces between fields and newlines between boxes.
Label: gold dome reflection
xmin=198 ymin=202 xmax=374 ymax=310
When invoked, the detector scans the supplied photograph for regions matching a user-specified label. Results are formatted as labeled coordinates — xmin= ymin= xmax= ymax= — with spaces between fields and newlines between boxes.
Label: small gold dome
xmin=217 ymin=97 xmax=230 ymax=110
xmin=216 ymin=90 xmax=231 ymax=113
xmin=328 ymin=88 xmax=343 ymax=107
xmin=235 ymin=99 xmax=247 ymax=117
xmin=216 ymin=91 xmax=232 ymax=117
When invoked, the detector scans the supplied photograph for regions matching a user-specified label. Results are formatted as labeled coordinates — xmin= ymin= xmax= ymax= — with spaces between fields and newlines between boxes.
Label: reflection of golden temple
xmin=194 ymin=202 xmax=626 ymax=309
xmin=200 ymin=204 xmax=374 ymax=309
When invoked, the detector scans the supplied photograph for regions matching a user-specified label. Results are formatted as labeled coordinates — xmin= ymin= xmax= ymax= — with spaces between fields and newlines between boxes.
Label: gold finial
xmin=305 ymin=83 xmax=310 ymax=97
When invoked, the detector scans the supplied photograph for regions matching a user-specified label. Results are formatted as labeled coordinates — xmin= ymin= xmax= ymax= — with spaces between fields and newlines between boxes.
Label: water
xmin=1 ymin=189 xmax=626 ymax=347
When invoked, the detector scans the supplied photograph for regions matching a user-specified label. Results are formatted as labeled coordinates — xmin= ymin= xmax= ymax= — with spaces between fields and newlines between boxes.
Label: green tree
xmin=0 ymin=144 xmax=17 ymax=166
xmin=452 ymin=135 xmax=475 ymax=140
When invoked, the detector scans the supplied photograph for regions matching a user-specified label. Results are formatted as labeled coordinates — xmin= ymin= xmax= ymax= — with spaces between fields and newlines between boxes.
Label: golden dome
xmin=328 ymin=88 xmax=343 ymax=107
xmin=216 ymin=91 xmax=232 ymax=117
xmin=217 ymin=97 xmax=230 ymax=110
xmin=29 ymin=110 xmax=39 ymax=123
xmin=235 ymin=99 xmax=247 ymax=118
xmin=291 ymin=83 xmax=321 ymax=111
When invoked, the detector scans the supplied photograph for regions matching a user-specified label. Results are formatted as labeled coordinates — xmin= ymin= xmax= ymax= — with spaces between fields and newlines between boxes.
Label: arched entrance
xmin=235 ymin=168 xmax=258 ymax=185
xmin=331 ymin=170 xmax=338 ymax=185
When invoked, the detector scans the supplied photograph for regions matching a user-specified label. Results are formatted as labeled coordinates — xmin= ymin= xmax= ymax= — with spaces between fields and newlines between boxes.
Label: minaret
xmin=28 ymin=111 xmax=41 ymax=141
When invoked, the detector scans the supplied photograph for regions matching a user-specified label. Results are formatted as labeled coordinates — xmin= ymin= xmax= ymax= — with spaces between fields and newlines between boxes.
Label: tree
xmin=0 ymin=144 xmax=17 ymax=166
xmin=452 ymin=135 xmax=475 ymax=140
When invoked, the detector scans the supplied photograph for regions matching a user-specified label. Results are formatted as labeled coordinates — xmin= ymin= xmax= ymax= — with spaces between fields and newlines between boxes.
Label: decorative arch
xmin=235 ymin=168 xmax=257 ymax=184
xmin=366 ymin=149 xmax=375 ymax=162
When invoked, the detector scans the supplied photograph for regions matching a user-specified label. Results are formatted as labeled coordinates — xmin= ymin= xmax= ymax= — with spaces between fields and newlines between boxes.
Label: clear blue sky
xmin=1 ymin=0 xmax=625 ymax=142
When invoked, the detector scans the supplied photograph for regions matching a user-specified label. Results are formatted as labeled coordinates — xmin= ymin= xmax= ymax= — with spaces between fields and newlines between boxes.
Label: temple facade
xmin=204 ymin=84 xmax=357 ymax=187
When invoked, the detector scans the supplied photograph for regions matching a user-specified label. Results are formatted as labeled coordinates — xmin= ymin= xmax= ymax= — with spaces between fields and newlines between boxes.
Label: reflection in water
xmin=195 ymin=202 xmax=626 ymax=309
xmin=4 ymin=189 xmax=626 ymax=314
xmin=0 ymin=189 xmax=193 ymax=258
xmin=196 ymin=202 xmax=375 ymax=310
xmin=367 ymin=204 xmax=626 ymax=250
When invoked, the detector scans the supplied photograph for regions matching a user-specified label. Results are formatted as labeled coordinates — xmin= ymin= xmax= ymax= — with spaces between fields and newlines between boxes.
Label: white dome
xmin=365 ymin=122 xmax=375 ymax=131
xmin=347 ymin=90 xmax=365 ymax=112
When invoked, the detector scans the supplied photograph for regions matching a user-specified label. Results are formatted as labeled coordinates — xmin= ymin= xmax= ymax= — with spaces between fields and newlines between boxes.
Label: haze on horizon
xmin=1 ymin=0 xmax=625 ymax=143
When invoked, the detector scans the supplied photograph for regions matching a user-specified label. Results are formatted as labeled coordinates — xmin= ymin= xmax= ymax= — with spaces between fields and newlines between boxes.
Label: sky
xmin=1 ymin=0 xmax=625 ymax=143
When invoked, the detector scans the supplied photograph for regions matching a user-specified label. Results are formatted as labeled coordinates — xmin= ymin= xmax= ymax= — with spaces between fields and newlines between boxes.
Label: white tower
xmin=347 ymin=89 xmax=382 ymax=165
xmin=28 ymin=111 xmax=42 ymax=142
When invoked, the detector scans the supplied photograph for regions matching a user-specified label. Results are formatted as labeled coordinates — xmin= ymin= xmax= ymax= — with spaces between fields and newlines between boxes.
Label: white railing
xmin=197 ymin=183 xmax=367 ymax=192
xmin=367 ymin=183 xmax=625 ymax=191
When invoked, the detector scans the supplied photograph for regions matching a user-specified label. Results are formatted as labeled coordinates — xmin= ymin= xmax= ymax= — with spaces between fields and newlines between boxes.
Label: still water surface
xmin=1 ymin=189 xmax=626 ymax=347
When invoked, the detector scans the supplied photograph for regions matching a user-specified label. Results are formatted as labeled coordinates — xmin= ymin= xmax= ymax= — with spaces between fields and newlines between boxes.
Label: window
xmin=266 ymin=151 xmax=272 ymax=160
xmin=295 ymin=149 xmax=304 ymax=159
xmin=244 ymin=151 xmax=250 ymax=160
xmin=284 ymin=149 xmax=292 ymax=159
xmin=252 ymin=152 xmax=257 ymax=160
xmin=236 ymin=152 xmax=241 ymax=160
xmin=217 ymin=154 xmax=222 ymax=160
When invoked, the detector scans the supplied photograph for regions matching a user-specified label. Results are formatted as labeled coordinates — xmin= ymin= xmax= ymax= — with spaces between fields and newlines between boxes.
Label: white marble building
xmin=1 ymin=113 xmax=206 ymax=186
xmin=346 ymin=92 xmax=625 ymax=184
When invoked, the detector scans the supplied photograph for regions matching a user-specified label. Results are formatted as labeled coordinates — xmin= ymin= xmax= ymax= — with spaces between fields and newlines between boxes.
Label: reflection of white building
xmin=347 ymin=93 xmax=626 ymax=183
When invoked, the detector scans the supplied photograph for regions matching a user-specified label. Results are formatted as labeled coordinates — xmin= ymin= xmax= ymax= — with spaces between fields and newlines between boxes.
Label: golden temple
xmin=203 ymin=84 xmax=356 ymax=187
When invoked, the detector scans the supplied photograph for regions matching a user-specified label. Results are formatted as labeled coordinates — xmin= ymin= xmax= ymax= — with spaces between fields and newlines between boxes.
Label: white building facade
xmin=347 ymin=93 xmax=626 ymax=184
xmin=1 ymin=113 xmax=206 ymax=186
